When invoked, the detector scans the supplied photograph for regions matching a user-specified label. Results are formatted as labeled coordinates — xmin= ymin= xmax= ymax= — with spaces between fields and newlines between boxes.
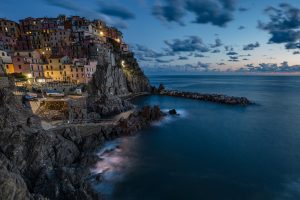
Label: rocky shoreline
xmin=152 ymin=84 xmax=252 ymax=106
xmin=0 ymin=82 xmax=165 ymax=200
xmin=0 ymin=46 xmax=253 ymax=200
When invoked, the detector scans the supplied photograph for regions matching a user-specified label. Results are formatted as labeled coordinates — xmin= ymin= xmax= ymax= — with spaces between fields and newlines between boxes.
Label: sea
xmin=92 ymin=75 xmax=300 ymax=200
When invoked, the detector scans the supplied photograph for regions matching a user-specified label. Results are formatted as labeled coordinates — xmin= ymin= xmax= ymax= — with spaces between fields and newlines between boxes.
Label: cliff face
xmin=0 ymin=82 xmax=94 ymax=200
xmin=89 ymin=50 xmax=151 ymax=95
xmin=87 ymin=50 xmax=151 ymax=116
xmin=0 ymin=78 xmax=163 ymax=200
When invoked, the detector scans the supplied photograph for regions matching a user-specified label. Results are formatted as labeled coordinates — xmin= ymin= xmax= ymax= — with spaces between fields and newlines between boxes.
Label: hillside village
xmin=0 ymin=15 xmax=130 ymax=86
xmin=0 ymin=15 xmax=152 ymax=125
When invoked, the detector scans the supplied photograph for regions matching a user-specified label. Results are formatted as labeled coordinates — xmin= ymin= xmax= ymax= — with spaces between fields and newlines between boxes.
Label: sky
xmin=1 ymin=0 xmax=300 ymax=74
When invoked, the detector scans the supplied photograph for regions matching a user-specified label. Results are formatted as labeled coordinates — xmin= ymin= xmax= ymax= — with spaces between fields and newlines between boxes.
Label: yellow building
xmin=44 ymin=56 xmax=70 ymax=82
xmin=62 ymin=64 xmax=73 ymax=82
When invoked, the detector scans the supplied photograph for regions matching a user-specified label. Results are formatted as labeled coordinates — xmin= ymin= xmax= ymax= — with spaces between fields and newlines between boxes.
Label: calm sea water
xmin=93 ymin=75 xmax=300 ymax=200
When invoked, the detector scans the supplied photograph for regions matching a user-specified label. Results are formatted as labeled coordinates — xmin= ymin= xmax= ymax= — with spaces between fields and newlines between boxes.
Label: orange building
xmin=44 ymin=56 xmax=70 ymax=82
xmin=0 ymin=50 xmax=14 ymax=74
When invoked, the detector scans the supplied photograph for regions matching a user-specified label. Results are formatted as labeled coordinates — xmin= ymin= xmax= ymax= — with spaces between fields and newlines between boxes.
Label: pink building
xmin=84 ymin=60 xmax=97 ymax=83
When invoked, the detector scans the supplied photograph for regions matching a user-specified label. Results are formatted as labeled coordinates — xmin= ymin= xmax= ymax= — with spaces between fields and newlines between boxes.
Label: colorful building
xmin=0 ymin=18 xmax=20 ymax=38
xmin=0 ymin=50 xmax=14 ymax=74
xmin=84 ymin=60 xmax=97 ymax=83
xmin=44 ymin=55 xmax=70 ymax=81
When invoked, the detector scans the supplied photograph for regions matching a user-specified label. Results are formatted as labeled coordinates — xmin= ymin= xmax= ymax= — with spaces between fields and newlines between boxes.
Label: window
xmin=6 ymin=65 xmax=9 ymax=69
xmin=51 ymin=72 xmax=53 ymax=75
xmin=50 ymin=60 xmax=52 ymax=63
xmin=81 ymin=68 xmax=83 ymax=72
xmin=17 ymin=58 xmax=20 ymax=61
xmin=1 ymin=52 xmax=4 ymax=56
xmin=50 ymin=66 xmax=53 ymax=70
xmin=18 ymin=65 xmax=21 ymax=69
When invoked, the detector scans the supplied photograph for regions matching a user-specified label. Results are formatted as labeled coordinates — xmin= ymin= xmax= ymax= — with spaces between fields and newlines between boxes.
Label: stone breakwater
xmin=160 ymin=90 xmax=252 ymax=105
xmin=151 ymin=84 xmax=252 ymax=105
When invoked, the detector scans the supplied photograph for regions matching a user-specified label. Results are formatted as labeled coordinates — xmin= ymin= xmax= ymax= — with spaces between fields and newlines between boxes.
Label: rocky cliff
xmin=0 ymin=76 xmax=164 ymax=200
xmin=87 ymin=50 xmax=151 ymax=116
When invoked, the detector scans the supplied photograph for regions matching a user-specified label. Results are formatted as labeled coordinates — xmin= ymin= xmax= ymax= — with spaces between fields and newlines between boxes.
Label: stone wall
xmin=0 ymin=77 xmax=9 ymax=88
xmin=68 ymin=98 xmax=88 ymax=123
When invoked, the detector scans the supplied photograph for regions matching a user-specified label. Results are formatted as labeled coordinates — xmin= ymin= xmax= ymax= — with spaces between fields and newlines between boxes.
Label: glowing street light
xmin=100 ymin=31 xmax=104 ymax=36
xmin=27 ymin=73 xmax=32 ymax=79
xmin=121 ymin=60 xmax=125 ymax=68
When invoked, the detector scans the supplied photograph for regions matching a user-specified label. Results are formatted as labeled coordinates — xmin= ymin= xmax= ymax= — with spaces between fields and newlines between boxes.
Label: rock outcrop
xmin=0 ymin=77 xmax=164 ymax=200
xmin=87 ymin=51 xmax=151 ymax=117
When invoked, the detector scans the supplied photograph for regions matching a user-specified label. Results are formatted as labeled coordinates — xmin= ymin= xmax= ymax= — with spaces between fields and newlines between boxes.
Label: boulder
xmin=168 ymin=109 xmax=178 ymax=115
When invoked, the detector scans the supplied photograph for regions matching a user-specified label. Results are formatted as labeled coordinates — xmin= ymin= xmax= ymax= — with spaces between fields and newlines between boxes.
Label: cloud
xmin=145 ymin=62 xmax=211 ymax=73
xmin=164 ymin=36 xmax=210 ymax=53
xmin=44 ymin=0 xmax=81 ymax=11
xmin=43 ymin=0 xmax=133 ymax=29
xmin=293 ymin=51 xmax=300 ymax=55
xmin=139 ymin=57 xmax=153 ymax=62
xmin=239 ymin=54 xmax=251 ymax=57
xmin=226 ymin=51 xmax=238 ymax=55
xmin=243 ymin=42 xmax=260 ymax=50
xmin=155 ymin=58 xmax=174 ymax=63
xmin=225 ymin=46 xmax=234 ymax=51
xmin=152 ymin=0 xmax=185 ymax=25
xmin=258 ymin=3 xmax=300 ymax=48
xmin=210 ymin=39 xmax=223 ymax=48
xmin=99 ymin=2 xmax=135 ymax=20
xmin=238 ymin=7 xmax=248 ymax=12
xmin=229 ymin=56 xmax=239 ymax=60
xmin=211 ymin=49 xmax=221 ymax=53
xmin=186 ymin=0 xmax=236 ymax=27
xmin=196 ymin=62 xmax=210 ymax=69
xmin=217 ymin=63 xmax=226 ymax=65
xmin=152 ymin=0 xmax=236 ymax=27
xmin=285 ymin=42 xmax=300 ymax=49
xmin=178 ymin=56 xmax=188 ymax=60
xmin=246 ymin=64 xmax=254 ymax=68
xmin=239 ymin=62 xmax=300 ymax=72
xmin=238 ymin=26 xmax=245 ymax=30
xmin=194 ymin=53 xmax=205 ymax=57
xmin=131 ymin=44 xmax=174 ymax=60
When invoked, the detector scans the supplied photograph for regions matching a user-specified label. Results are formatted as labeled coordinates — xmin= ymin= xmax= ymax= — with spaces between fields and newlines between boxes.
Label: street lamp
xmin=121 ymin=60 xmax=125 ymax=68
